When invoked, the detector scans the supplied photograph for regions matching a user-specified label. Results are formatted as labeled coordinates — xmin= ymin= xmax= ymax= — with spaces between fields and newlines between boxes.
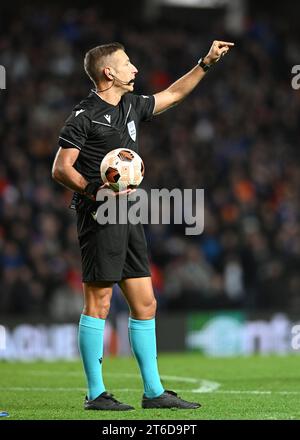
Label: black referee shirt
xmin=58 ymin=90 xmax=155 ymax=183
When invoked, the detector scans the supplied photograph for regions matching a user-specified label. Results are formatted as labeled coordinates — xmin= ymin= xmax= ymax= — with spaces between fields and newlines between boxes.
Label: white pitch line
xmin=1 ymin=387 xmax=300 ymax=395
xmin=9 ymin=371 xmax=299 ymax=395
xmin=215 ymin=390 xmax=300 ymax=395
xmin=0 ymin=387 xmax=86 ymax=392
xmin=160 ymin=375 xmax=220 ymax=393
xmin=25 ymin=371 xmax=220 ymax=393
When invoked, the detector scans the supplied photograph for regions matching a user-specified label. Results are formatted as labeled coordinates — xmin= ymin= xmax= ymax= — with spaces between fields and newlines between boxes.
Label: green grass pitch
xmin=1 ymin=353 xmax=300 ymax=420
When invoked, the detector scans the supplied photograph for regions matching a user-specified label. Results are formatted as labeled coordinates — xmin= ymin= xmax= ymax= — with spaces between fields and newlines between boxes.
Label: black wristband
xmin=83 ymin=182 xmax=100 ymax=199
xmin=197 ymin=57 xmax=211 ymax=72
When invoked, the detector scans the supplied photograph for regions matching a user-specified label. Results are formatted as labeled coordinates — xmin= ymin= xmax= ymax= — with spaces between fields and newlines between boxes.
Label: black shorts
xmin=75 ymin=197 xmax=151 ymax=282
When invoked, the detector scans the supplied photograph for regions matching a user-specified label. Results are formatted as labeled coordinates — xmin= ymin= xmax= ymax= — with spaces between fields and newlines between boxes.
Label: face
xmin=107 ymin=50 xmax=138 ymax=91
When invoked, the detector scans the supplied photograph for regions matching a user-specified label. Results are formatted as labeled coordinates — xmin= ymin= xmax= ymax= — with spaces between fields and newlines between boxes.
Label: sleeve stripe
xmin=124 ymin=104 xmax=132 ymax=125
xmin=58 ymin=136 xmax=81 ymax=150
xmin=92 ymin=120 xmax=111 ymax=127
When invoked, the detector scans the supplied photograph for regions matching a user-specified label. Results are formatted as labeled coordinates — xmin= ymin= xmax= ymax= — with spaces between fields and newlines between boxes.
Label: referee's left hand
xmin=99 ymin=182 xmax=136 ymax=197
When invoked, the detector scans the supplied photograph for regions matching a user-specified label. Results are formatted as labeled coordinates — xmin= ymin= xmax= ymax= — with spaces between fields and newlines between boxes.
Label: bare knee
xmin=131 ymin=297 xmax=157 ymax=320
xmin=83 ymin=284 xmax=112 ymax=319
xmin=83 ymin=300 xmax=110 ymax=319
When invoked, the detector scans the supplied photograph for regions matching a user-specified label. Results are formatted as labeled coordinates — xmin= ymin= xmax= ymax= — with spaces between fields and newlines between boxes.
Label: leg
xmin=79 ymin=281 xmax=113 ymax=400
xmin=118 ymin=277 xmax=201 ymax=409
xmin=118 ymin=276 xmax=156 ymax=319
xmin=75 ymin=203 xmax=134 ymax=410
xmin=82 ymin=281 xmax=113 ymax=319
xmin=118 ymin=277 xmax=164 ymax=398
xmin=118 ymin=225 xmax=200 ymax=408
xmin=79 ymin=281 xmax=134 ymax=410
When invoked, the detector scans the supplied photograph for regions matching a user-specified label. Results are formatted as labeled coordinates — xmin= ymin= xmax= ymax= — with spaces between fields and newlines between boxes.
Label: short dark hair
xmin=84 ymin=42 xmax=125 ymax=87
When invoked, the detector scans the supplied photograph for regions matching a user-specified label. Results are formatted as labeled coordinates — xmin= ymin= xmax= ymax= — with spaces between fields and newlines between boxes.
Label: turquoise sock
xmin=78 ymin=314 xmax=106 ymax=400
xmin=128 ymin=317 xmax=164 ymax=398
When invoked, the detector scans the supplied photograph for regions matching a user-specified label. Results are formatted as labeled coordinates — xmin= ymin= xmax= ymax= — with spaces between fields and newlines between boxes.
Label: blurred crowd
xmin=1 ymin=5 xmax=300 ymax=318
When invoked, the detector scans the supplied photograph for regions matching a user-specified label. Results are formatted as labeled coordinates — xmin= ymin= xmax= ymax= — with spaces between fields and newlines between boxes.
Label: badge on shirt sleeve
xmin=127 ymin=120 xmax=136 ymax=142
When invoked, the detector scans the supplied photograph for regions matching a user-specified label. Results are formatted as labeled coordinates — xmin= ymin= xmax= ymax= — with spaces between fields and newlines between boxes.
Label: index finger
xmin=217 ymin=41 xmax=235 ymax=47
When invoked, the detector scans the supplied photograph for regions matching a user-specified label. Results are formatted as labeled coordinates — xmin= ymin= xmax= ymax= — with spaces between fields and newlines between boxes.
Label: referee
xmin=52 ymin=41 xmax=234 ymax=410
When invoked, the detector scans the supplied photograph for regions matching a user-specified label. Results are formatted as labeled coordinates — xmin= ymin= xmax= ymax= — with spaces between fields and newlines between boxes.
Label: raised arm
xmin=153 ymin=40 xmax=234 ymax=115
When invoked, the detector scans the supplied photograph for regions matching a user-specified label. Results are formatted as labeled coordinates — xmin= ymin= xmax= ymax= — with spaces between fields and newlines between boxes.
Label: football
xmin=100 ymin=148 xmax=145 ymax=192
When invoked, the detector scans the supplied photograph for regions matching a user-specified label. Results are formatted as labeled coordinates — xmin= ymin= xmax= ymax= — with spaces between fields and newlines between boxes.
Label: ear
xmin=103 ymin=67 xmax=114 ymax=81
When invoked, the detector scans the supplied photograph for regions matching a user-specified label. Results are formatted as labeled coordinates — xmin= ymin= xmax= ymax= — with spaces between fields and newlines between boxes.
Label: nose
xmin=132 ymin=64 xmax=138 ymax=75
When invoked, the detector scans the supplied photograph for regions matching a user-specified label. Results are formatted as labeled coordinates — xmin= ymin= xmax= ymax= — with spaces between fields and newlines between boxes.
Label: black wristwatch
xmin=83 ymin=181 xmax=100 ymax=200
xmin=197 ymin=57 xmax=211 ymax=72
